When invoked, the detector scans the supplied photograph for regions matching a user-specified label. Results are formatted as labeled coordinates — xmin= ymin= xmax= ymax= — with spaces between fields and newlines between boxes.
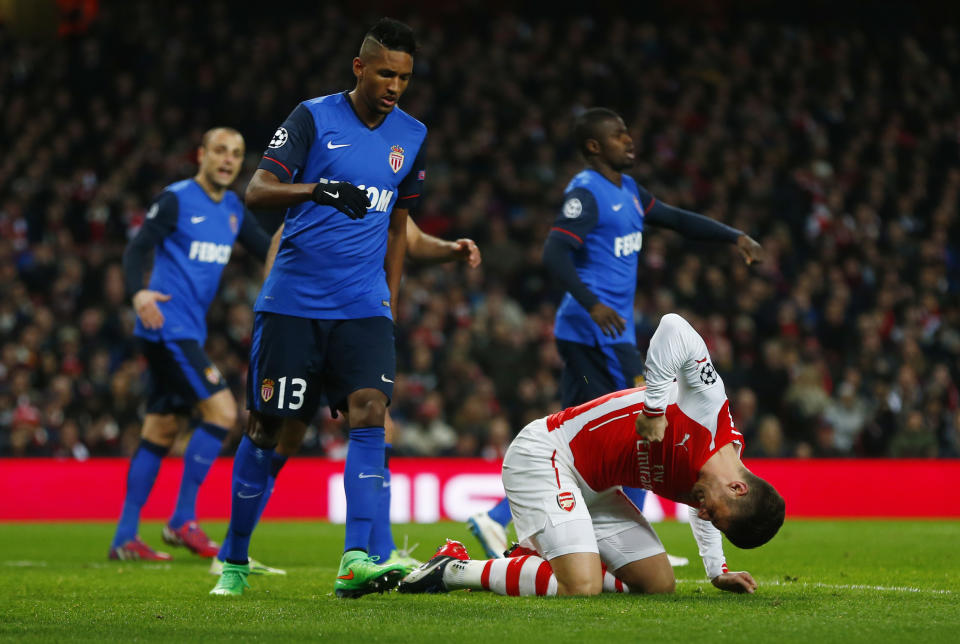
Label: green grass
xmin=0 ymin=520 xmax=957 ymax=642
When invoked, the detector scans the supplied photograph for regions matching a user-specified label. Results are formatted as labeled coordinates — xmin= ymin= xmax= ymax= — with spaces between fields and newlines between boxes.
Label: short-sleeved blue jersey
xmin=550 ymin=169 xmax=655 ymax=347
xmin=134 ymin=179 xmax=247 ymax=343
xmin=255 ymin=92 xmax=427 ymax=320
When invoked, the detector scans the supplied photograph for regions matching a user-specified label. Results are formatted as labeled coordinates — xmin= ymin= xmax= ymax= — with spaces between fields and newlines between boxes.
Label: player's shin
xmin=222 ymin=435 xmax=272 ymax=564
xmin=169 ymin=422 xmax=228 ymax=529
xmin=367 ymin=445 xmax=396 ymax=561
xmin=218 ymin=453 xmax=286 ymax=562
xmin=343 ymin=426 xmax=386 ymax=552
xmin=112 ymin=439 xmax=169 ymax=548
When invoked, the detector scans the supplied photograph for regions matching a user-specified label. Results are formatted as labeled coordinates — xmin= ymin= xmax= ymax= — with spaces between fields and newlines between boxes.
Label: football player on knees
xmin=211 ymin=218 xmax=480 ymax=574
xmin=110 ymin=128 xmax=273 ymax=563
xmin=469 ymin=107 xmax=763 ymax=561
xmin=400 ymin=312 xmax=784 ymax=597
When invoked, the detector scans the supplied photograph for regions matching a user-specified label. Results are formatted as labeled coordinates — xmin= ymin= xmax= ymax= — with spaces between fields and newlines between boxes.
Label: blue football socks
xmin=169 ymin=422 xmax=227 ymax=530
xmin=343 ymin=426 xmax=385 ymax=553
xmin=218 ymin=452 xmax=287 ymax=561
xmin=223 ymin=435 xmax=272 ymax=564
xmin=488 ymin=496 xmax=513 ymax=527
xmin=367 ymin=443 xmax=395 ymax=561
xmin=111 ymin=439 xmax=169 ymax=548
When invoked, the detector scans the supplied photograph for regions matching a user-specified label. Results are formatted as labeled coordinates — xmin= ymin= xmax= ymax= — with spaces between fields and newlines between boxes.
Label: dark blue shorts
xmin=556 ymin=339 xmax=645 ymax=408
xmin=247 ymin=313 xmax=395 ymax=421
xmin=141 ymin=339 xmax=227 ymax=415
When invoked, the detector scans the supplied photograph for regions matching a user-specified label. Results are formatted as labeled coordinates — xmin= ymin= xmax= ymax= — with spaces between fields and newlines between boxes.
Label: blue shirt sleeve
xmin=634 ymin=182 xmax=657 ymax=212
xmin=395 ymin=137 xmax=426 ymax=211
xmin=123 ymin=191 xmax=178 ymax=299
xmin=546 ymin=187 xmax=599 ymax=249
xmin=258 ymin=103 xmax=316 ymax=183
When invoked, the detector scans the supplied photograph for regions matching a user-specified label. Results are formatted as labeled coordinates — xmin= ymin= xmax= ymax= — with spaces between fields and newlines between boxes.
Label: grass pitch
xmin=0 ymin=519 xmax=957 ymax=642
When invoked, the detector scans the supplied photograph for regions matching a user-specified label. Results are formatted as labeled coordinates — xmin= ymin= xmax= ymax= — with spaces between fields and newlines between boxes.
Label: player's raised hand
xmin=711 ymin=571 xmax=758 ymax=594
xmin=132 ymin=289 xmax=172 ymax=330
xmin=736 ymin=234 xmax=764 ymax=265
xmin=312 ymin=181 xmax=369 ymax=220
xmin=589 ymin=302 xmax=626 ymax=337
xmin=635 ymin=413 xmax=667 ymax=442
xmin=452 ymin=238 xmax=482 ymax=268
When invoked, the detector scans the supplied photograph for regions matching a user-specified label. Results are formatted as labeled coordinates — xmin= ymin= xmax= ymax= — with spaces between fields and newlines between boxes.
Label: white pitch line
xmin=679 ymin=578 xmax=953 ymax=595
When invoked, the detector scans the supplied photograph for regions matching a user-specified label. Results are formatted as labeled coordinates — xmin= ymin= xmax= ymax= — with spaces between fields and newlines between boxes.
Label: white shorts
xmin=502 ymin=418 xmax=665 ymax=571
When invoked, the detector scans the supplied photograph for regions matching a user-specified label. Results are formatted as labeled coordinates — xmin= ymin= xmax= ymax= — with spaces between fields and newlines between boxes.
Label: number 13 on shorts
xmin=259 ymin=376 xmax=307 ymax=411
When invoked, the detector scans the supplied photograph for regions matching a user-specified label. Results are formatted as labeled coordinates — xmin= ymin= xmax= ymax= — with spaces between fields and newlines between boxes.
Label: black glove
xmin=312 ymin=181 xmax=369 ymax=220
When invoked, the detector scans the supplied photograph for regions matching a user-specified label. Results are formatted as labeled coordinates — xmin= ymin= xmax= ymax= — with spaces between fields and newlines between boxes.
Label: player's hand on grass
xmin=635 ymin=413 xmax=667 ymax=442
xmin=711 ymin=571 xmax=758 ymax=594
xmin=736 ymin=234 xmax=764 ymax=265
xmin=312 ymin=181 xmax=369 ymax=220
xmin=589 ymin=302 xmax=626 ymax=337
xmin=452 ymin=238 xmax=482 ymax=268
xmin=132 ymin=289 xmax=171 ymax=330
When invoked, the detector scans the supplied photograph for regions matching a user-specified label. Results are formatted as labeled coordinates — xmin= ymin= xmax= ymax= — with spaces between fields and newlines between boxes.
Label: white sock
xmin=443 ymin=556 xmax=558 ymax=596
xmin=442 ymin=556 xmax=631 ymax=596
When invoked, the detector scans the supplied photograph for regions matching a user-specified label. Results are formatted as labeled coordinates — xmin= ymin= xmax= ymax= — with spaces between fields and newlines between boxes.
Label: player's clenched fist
xmin=635 ymin=413 xmax=667 ymax=442
xmin=312 ymin=180 xmax=369 ymax=220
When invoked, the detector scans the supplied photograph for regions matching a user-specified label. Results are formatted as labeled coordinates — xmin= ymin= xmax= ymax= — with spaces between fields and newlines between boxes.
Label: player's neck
xmin=194 ymin=174 xmax=226 ymax=203
xmin=347 ymin=90 xmax=387 ymax=129
xmin=587 ymin=161 xmax=622 ymax=188
xmin=698 ymin=443 xmax=743 ymax=482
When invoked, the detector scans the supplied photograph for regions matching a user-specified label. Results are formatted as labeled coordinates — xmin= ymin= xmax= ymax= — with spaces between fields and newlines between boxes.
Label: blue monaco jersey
xmin=255 ymin=92 xmax=427 ymax=320
xmin=550 ymin=169 xmax=655 ymax=346
xmin=134 ymin=179 xmax=248 ymax=343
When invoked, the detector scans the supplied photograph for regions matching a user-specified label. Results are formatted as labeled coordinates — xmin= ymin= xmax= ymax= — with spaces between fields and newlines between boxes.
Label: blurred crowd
xmin=1 ymin=2 xmax=959 ymax=460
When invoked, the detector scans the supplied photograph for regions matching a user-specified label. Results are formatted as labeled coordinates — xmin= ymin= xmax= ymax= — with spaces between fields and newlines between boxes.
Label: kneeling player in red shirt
xmin=400 ymin=313 xmax=784 ymax=596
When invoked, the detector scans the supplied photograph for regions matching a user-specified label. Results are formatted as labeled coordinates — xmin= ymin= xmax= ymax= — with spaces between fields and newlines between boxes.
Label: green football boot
xmin=209 ymin=556 xmax=286 ymax=576
xmin=384 ymin=547 xmax=422 ymax=574
xmin=209 ymin=562 xmax=251 ymax=596
xmin=334 ymin=551 xmax=406 ymax=598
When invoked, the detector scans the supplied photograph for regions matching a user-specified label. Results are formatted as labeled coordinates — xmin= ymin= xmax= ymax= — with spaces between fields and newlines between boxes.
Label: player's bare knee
xmin=276 ymin=420 xmax=307 ymax=456
xmin=642 ymin=575 xmax=676 ymax=595
xmin=142 ymin=414 xmax=180 ymax=446
xmin=346 ymin=391 xmax=387 ymax=427
xmin=246 ymin=411 xmax=281 ymax=449
xmin=199 ymin=390 xmax=238 ymax=429
xmin=558 ymin=579 xmax=603 ymax=596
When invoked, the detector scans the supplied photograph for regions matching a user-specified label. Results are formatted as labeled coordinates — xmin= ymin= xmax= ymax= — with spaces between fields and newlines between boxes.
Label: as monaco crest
xmin=260 ymin=378 xmax=274 ymax=403
xmin=389 ymin=145 xmax=405 ymax=173
xmin=204 ymin=366 xmax=222 ymax=385
xmin=229 ymin=214 xmax=239 ymax=234
xmin=557 ymin=491 xmax=576 ymax=512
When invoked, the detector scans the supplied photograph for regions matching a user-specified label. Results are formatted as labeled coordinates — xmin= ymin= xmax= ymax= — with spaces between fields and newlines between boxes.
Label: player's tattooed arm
xmin=405 ymin=217 xmax=481 ymax=267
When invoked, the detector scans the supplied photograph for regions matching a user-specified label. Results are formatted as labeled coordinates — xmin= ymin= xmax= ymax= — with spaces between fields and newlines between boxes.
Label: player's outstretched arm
xmin=406 ymin=217 xmax=482 ymax=267
xmin=644 ymin=200 xmax=763 ymax=265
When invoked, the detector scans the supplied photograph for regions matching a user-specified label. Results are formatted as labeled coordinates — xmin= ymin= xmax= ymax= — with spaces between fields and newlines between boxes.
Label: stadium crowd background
xmin=1 ymin=1 xmax=958 ymax=461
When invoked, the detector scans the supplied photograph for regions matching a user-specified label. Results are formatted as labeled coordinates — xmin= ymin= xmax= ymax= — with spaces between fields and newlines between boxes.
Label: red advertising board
xmin=0 ymin=458 xmax=955 ymax=521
